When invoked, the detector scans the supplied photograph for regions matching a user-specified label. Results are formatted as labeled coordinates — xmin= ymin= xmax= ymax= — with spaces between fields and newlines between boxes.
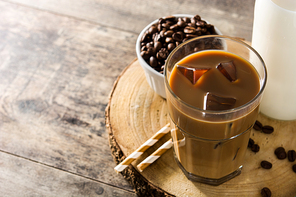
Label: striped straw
xmin=137 ymin=139 xmax=172 ymax=172
xmin=114 ymin=123 xmax=171 ymax=173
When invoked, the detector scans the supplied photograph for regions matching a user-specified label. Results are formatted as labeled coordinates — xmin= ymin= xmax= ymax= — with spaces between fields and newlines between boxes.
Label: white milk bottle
xmin=252 ymin=0 xmax=296 ymax=120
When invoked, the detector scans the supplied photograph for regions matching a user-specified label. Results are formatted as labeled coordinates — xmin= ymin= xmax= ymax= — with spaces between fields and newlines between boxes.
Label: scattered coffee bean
xmin=251 ymin=144 xmax=260 ymax=153
xmin=293 ymin=164 xmax=296 ymax=173
xmin=253 ymin=120 xmax=263 ymax=131
xmin=274 ymin=147 xmax=287 ymax=160
xmin=287 ymin=150 xmax=296 ymax=162
xmin=262 ymin=125 xmax=274 ymax=134
xmin=274 ymin=147 xmax=284 ymax=154
xmin=261 ymin=160 xmax=272 ymax=169
xmin=261 ymin=187 xmax=272 ymax=197
xmin=247 ymin=138 xmax=260 ymax=153
xmin=140 ymin=15 xmax=218 ymax=73
xmin=248 ymin=138 xmax=255 ymax=148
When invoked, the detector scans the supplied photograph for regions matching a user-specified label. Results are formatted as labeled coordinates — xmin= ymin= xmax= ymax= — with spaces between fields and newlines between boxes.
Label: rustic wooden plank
xmin=0 ymin=151 xmax=136 ymax=196
xmin=6 ymin=0 xmax=255 ymax=41
xmin=0 ymin=0 xmax=135 ymax=192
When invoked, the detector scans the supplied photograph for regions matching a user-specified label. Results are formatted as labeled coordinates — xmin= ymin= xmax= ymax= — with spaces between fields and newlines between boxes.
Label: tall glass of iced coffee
xmin=164 ymin=35 xmax=266 ymax=185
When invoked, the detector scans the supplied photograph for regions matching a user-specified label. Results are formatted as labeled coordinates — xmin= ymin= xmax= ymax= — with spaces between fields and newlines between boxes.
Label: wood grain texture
xmin=0 ymin=0 xmax=136 ymax=194
xmin=107 ymin=59 xmax=296 ymax=197
xmin=0 ymin=151 xmax=135 ymax=196
xmin=6 ymin=0 xmax=255 ymax=41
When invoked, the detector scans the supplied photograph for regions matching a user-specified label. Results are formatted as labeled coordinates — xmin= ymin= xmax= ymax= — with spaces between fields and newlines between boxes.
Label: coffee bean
xmin=193 ymin=15 xmax=201 ymax=21
xmin=274 ymin=147 xmax=284 ymax=154
xmin=248 ymin=138 xmax=255 ymax=148
xmin=162 ymin=23 xmax=170 ymax=29
xmin=261 ymin=187 xmax=271 ymax=197
xmin=140 ymin=51 xmax=150 ymax=60
xmin=196 ymin=20 xmax=206 ymax=27
xmin=184 ymin=26 xmax=196 ymax=34
xmin=164 ymin=30 xmax=174 ymax=37
xmin=191 ymin=18 xmax=197 ymax=25
xmin=169 ymin=24 xmax=179 ymax=30
xmin=201 ymin=27 xmax=208 ymax=33
xmin=261 ymin=160 xmax=272 ymax=169
xmin=287 ymin=150 xmax=296 ymax=162
xmin=253 ymin=120 xmax=263 ymax=131
xmin=158 ymin=18 xmax=165 ymax=24
xmin=165 ymin=37 xmax=174 ymax=43
xmin=177 ymin=20 xmax=186 ymax=27
xmin=153 ymin=34 xmax=161 ymax=43
xmin=150 ymin=56 xmax=158 ymax=68
xmin=172 ymin=32 xmax=183 ymax=42
xmin=251 ymin=144 xmax=260 ymax=153
xmin=147 ymin=47 xmax=156 ymax=56
xmin=163 ymin=16 xmax=176 ymax=21
xmin=140 ymin=15 xmax=218 ymax=73
xmin=167 ymin=43 xmax=176 ymax=51
xmin=188 ymin=22 xmax=196 ymax=28
xmin=146 ymin=42 xmax=154 ymax=48
xmin=159 ymin=30 xmax=166 ymax=37
xmin=154 ymin=41 xmax=162 ymax=51
xmin=156 ymin=48 xmax=168 ymax=60
xmin=166 ymin=20 xmax=174 ymax=26
xmin=183 ymin=17 xmax=191 ymax=23
xmin=141 ymin=45 xmax=147 ymax=51
xmin=141 ymin=32 xmax=151 ymax=43
xmin=148 ymin=25 xmax=158 ymax=34
xmin=274 ymin=147 xmax=287 ymax=160
xmin=278 ymin=152 xmax=287 ymax=159
xmin=262 ymin=125 xmax=274 ymax=134
xmin=293 ymin=164 xmax=296 ymax=173
xmin=206 ymin=24 xmax=215 ymax=33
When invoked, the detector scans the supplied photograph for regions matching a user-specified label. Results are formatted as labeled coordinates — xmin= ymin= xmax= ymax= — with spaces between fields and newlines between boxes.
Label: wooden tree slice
xmin=105 ymin=59 xmax=296 ymax=197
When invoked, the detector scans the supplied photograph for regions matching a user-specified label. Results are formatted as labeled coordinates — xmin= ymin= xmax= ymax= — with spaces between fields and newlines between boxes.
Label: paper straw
xmin=137 ymin=139 xmax=172 ymax=172
xmin=114 ymin=123 xmax=171 ymax=173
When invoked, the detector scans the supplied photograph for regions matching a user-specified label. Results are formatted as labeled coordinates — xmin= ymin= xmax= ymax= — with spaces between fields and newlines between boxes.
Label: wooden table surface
xmin=0 ymin=0 xmax=256 ymax=196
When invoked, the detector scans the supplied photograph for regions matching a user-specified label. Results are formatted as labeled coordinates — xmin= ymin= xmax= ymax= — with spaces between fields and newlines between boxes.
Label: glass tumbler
xmin=164 ymin=35 xmax=267 ymax=185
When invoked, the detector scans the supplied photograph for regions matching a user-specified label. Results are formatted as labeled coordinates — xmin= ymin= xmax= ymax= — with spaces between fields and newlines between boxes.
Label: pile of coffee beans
xmin=140 ymin=15 xmax=217 ymax=73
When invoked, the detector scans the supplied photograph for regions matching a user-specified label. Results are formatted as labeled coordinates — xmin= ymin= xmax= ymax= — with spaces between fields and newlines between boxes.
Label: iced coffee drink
xmin=164 ymin=36 xmax=266 ymax=185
